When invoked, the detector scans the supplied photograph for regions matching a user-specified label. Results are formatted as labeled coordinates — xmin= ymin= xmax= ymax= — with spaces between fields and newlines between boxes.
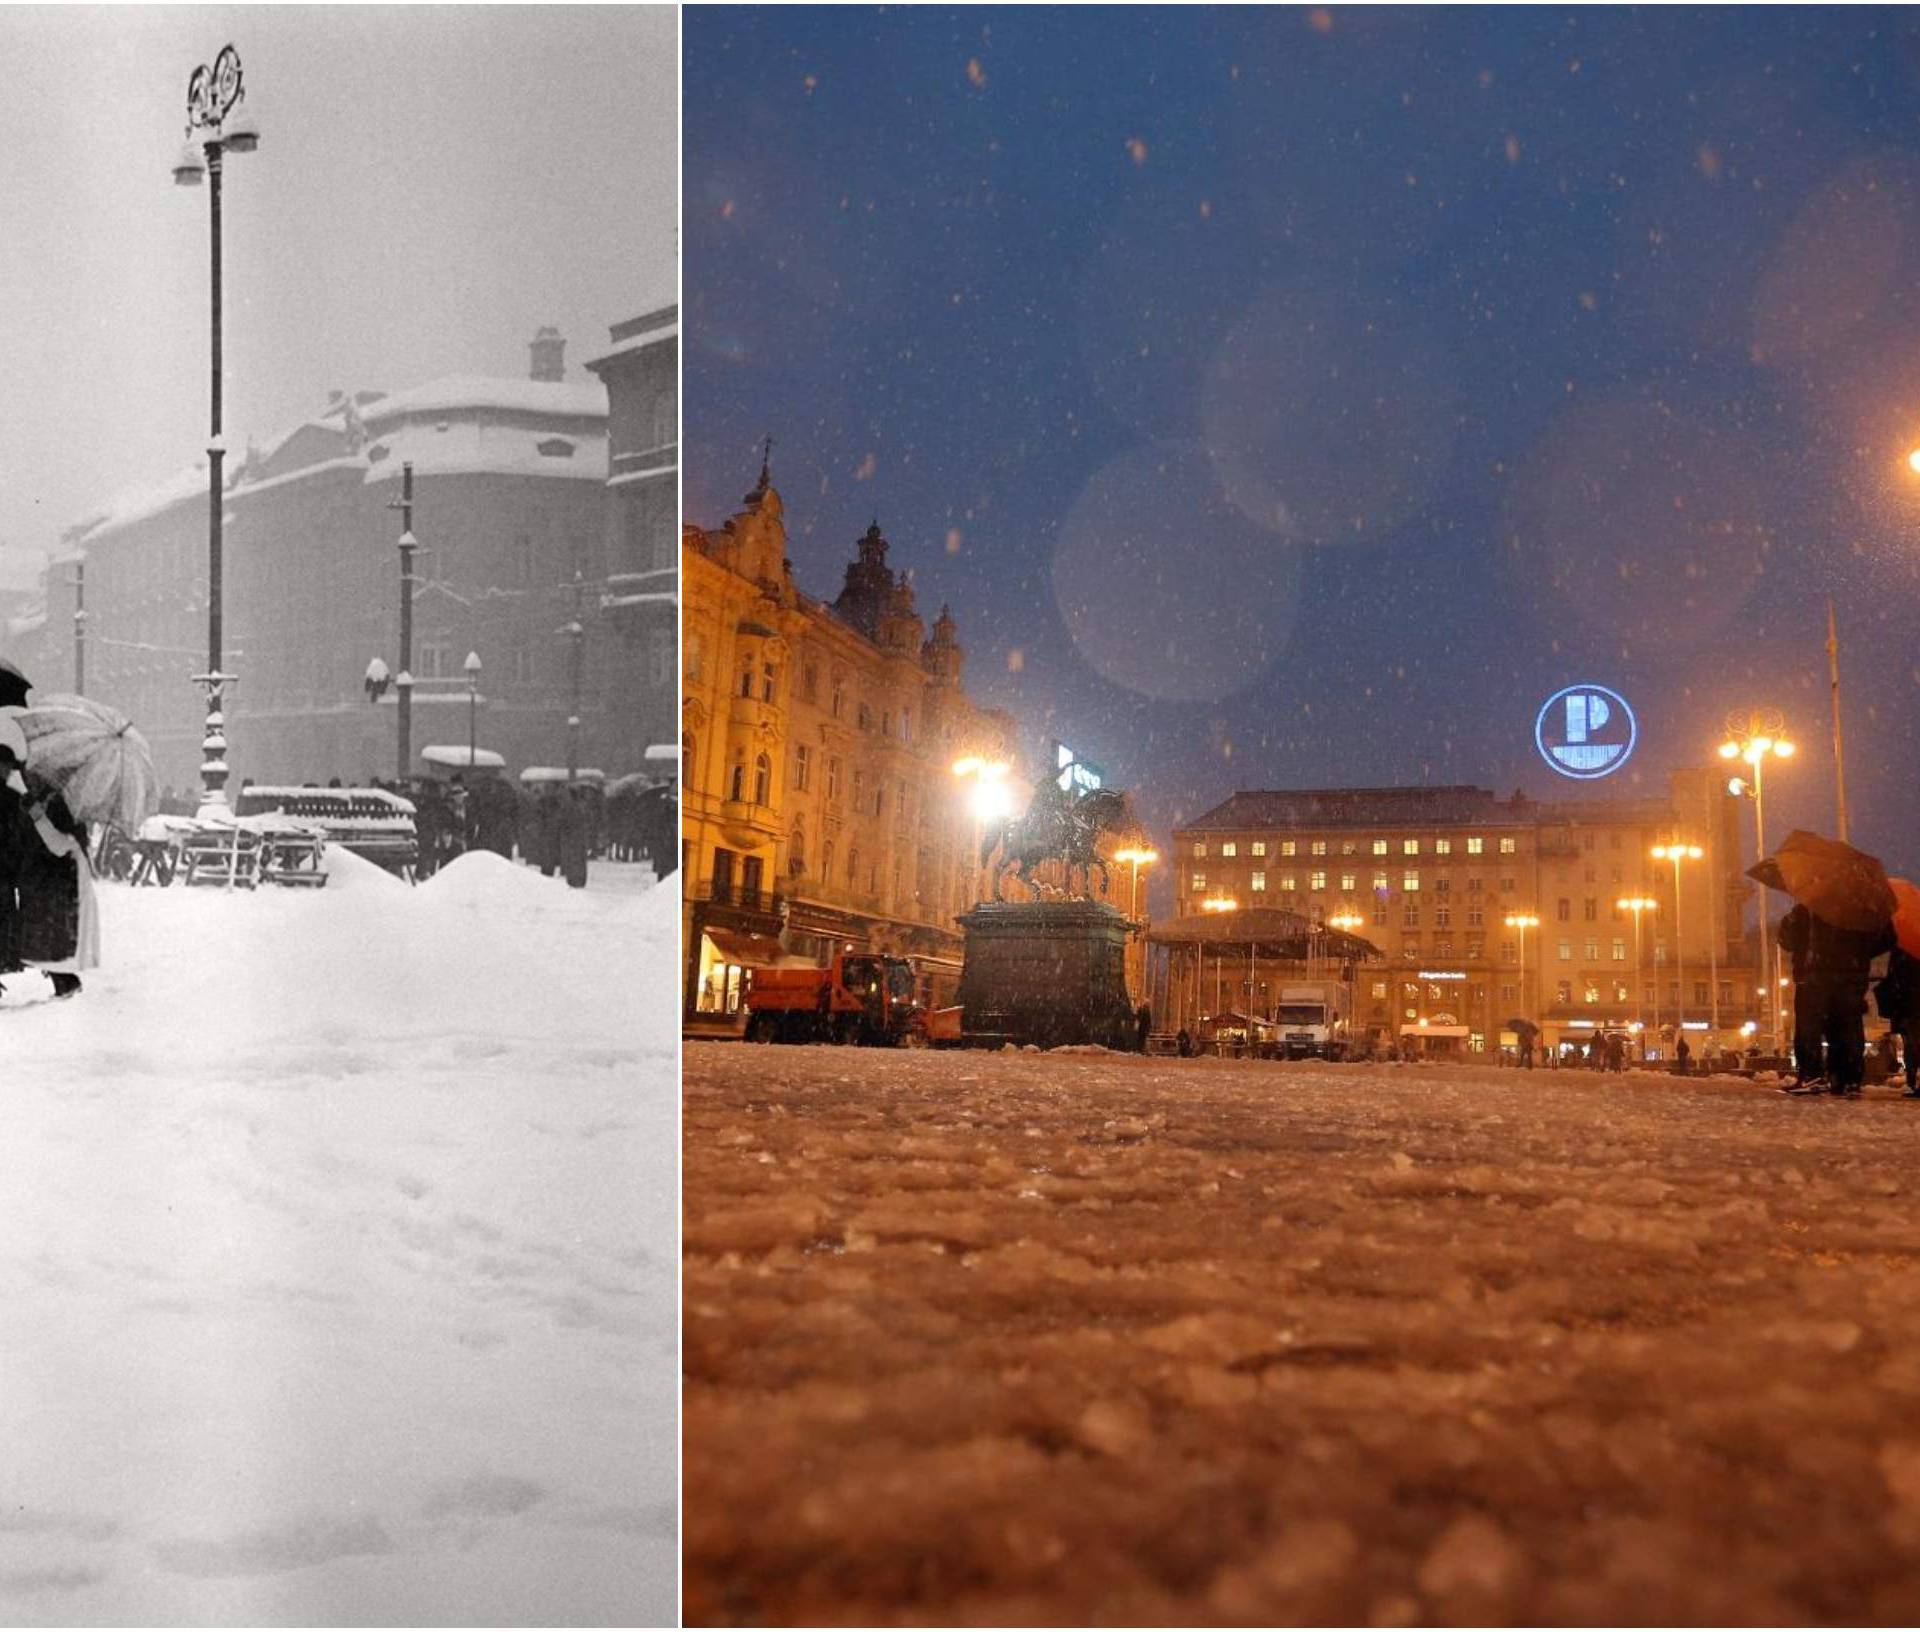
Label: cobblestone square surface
xmin=685 ymin=1045 xmax=1920 ymax=1627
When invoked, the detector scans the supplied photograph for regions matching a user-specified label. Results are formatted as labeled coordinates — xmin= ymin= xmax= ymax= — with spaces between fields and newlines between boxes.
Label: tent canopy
xmin=421 ymin=744 xmax=505 ymax=770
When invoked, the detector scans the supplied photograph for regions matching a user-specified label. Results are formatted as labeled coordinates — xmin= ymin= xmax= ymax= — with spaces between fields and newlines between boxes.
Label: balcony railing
xmin=698 ymin=878 xmax=786 ymax=917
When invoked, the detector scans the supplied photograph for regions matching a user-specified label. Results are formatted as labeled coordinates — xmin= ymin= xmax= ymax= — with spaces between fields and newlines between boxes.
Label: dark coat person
xmin=559 ymin=786 xmax=590 ymax=889
xmin=1790 ymin=908 xmax=1897 ymax=1095
xmin=1779 ymin=905 xmax=1823 ymax=1085
xmin=15 ymin=774 xmax=94 ymax=995
xmin=0 ymin=722 xmax=28 ymax=977
xmin=1875 ymin=946 xmax=1920 ymax=1096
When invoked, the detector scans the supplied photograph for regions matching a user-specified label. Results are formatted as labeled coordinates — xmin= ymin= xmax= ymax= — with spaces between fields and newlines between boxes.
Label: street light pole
xmin=1653 ymin=843 xmax=1702 ymax=1036
xmin=1618 ymin=896 xmax=1656 ymax=1052
xmin=465 ymin=650 xmax=482 ymax=769
xmin=1719 ymin=711 xmax=1793 ymax=1054
xmin=390 ymin=462 xmax=418 ymax=783
xmin=71 ymin=559 xmax=85 ymax=695
xmin=565 ymin=568 xmax=586 ymax=781
xmin=174 ymin=45 xmax=257 ymax=817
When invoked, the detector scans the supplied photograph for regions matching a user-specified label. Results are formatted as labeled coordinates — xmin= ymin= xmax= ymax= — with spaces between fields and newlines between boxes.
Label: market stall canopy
xmin=420 ymin=745 xmax=506 ymax=771
xmin=1147 ymin=906 xmax=1380 ymax=961
xmin=519 ymin=765 xmax=607 ymax=785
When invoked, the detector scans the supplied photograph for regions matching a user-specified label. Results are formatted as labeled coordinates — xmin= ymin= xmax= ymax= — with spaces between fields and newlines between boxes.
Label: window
xmin=900 ymin=708 xmax=911 ymax=742
xmin=1584 ymin=937 xmax=1599 ymax=960
xmin=1372 ymin=838 xmax=1388 ymax=856
xmin=793 ymin=744 xmax=812 ymax=791
xmin=1251 ymin=871 xmax=1267 ymax=892
xmin=1373 ymin=903 xmax=1388 ymax=925
xmin=1499 ymin=837 xmax=1517 ymax=854
xmin=1251 ymin=841 xmax=1267 ymax=857
xmin=801 ymin=663 xmax=819 ymax=702
xmin=1500 ymin=984 xmax=1516 ymax=1003
xmin=826 ymin=757 xmax=841 ymax=800
xmin=1466 ymin=836 xmax=1484 ymax=855
xmin=1403 ymin=870 xmax=1420 ymax=892
xmin=646 ymin=628 xmax=671 ymax=687
xmin=1372 ymin=872 xmax=1389 ymax=892
xmin=831 ymin=683 xmax=845 ymax=719
xmin=1342 ymin=839 xmax=1358 ymax=855
xmin=1501 ymin=939 xmax=1516 ymax=962
xmin=1403 ymin=936 xmax=1421 ymax=956
xmin=1311 ymin=840 xmax=1327 ymax=856
xmin=1433 ymin=876 xmax=1450 ymax=895
xmin=852 ymin=770 xmax=865 ymax=810
xmin=1434 ymin=905 xmax=1452 ymax=929
xmin=790 ymin=827 xmax=806 ymax=875
xmin=761 ymin=663 xmax=777 ymax=704
xmin=739 ymin=664 xmax=755 ymax=699
xmin=881 ymin=710 xmax=892 ymax=737
xmin=753 ymin=754 xmax=771 ymax=806
xmin=1280 ymin=874 xmax=1297 ymax=892
xmin=1556 ymin=980 xmax=1572 ymax=1004
xmin=1193 ymin=842 xmax=1208 ymax=859
xmin=1371 ymin=981 xmax=1388 ymax=999
xmin=1310 ymin=870 xmax=1327 ymax=891
xmin=1500 ymin=875 xmax=1515 ymax=893
xmin=848 ymin=847 xmax=860 ymax=886
xmin=1403 ymin=904 xmax=1420 ymax=927
xmin=1583 ymin=833 xmax=1596 ymax=851
xmin=1466 ymin=906 xmax=1483 ymax=927
xmin=1281 ymin=840 xmax=1297 ymax=857
xmin=1583 ymin=898 xmax=1597 ymax=921
xmin=1221 ymin=842 xmax=1237 ymax=858
xmin=1403 ymin=838 xmax=1419 ymax=855
xmin=1340 ymin=872 xmax=1356 ymax=892
xmin=1557 ymin=899 xmax=1571 ymax=922
xmin=1557 ymin=939 xmax=1572 ymax=961
xmin=1694 ymin=981 xmax=1709 ymax=1005
xmin=822 ymin=839 xmax=835 ymax=880
xmin=728 ymin=758 xmax=745 ymax=802
xmin=1584 ymin=984 xmax=1600 ymax=1005
xmin=1612 ymin=938 xmax=1626 ymax=962
xmin=686 ymin=633 xmax=704 ymax=683
xmin=1719 ymin=982 xmax=1732 ymax=1006
xmin=1615 ymin=982 xmax=1630 ymax=1002
xmin=1466 ymin=939 xmax=1484 ymax=960
xmin=1192 ymin=872 xmax=1206 ymax=892
xmin=857 ymin=702 xmax=873 ymax=731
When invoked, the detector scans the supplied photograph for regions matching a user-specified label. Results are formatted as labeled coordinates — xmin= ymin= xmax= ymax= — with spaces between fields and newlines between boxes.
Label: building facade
xmin=8 ymin=325 xmax=674 ymax=797
xmin=1168 ymin=774 xmax=1764 ymax=1056
xmin=682 ymin=462 xmax=1139 ymax=1022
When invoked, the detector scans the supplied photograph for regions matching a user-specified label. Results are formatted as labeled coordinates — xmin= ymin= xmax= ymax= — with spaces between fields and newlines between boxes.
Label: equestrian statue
xmin=980 ymin=780 xmax=1133 ymax=902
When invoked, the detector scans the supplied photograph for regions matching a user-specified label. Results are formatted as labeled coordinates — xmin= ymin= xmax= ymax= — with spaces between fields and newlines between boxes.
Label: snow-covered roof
xmin=82 ymin=458 xmax=234 ymax=543
xmin=585 ymin=322 xmax=678 ymax=370
xmin=361 ymin=375 xmax=607 ymax=426
xmin=360 ymin=418 xmax=609 ymax=485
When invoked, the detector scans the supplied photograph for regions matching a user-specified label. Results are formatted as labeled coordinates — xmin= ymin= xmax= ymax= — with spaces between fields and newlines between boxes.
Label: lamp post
xmin=1504 ymin=911 xmax=1539 ymax=1035
xmin=1618 ymin=896 xmax=1657 ymax=1053
xmin=173 ymin=44 xmax=259 ymax=817
xmin=1201 ymin=896 xmax=1237 ymax=1023
xmin=952 ymin=756 xmax=1012 ymax=907
xmin=1113 ymin=845 xmax=1158 ymax=1008
xmin=1719 ymin=710 xmax=1794 ymax=1052
xmin=1652 ymin=843 xmax=1703 ymax=1036
xmin=1330 ymin=909 xmax=1364 ymax=1042
xmin=464 ymin=650 xmax=482 ymax=769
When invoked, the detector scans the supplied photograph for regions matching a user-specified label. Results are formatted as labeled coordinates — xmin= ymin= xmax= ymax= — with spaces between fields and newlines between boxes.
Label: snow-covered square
xmin=2 ymin=852 xmax=677 ymax=1626
xmin=685 ymin=1044 xmax=1920 ymax=1627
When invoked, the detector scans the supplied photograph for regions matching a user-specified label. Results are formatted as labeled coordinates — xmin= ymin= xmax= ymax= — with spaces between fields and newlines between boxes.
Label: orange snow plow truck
xmin=742 ymin=952 xmax=922 ymax=1046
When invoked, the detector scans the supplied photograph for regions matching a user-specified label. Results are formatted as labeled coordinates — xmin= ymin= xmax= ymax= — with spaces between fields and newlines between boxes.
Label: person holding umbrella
xmin=1874 ymin=879 xmax=1920 ymax=1097
xmin=13 ymin=770 xmax=96 ymax=997
xmin=0 ymin=717 xmax=29 ymax=983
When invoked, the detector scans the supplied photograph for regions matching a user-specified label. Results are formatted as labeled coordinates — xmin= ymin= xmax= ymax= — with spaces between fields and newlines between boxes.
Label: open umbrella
xmin=1889 ymin=878 xmax=1920 ymax=959
xmin=1504 ymin=1017 xmax=1539 ymax=1035
xmin=0 ymin=658 xmax=32 ymax=709
xmin=0 ymin=694 xmax=157 ymax=830
xmin=1748 ymin=829 xmax=1896 ymax=933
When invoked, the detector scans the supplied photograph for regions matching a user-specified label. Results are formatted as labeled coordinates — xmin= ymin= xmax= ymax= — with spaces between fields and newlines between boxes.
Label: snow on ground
xmin=685 ymin=1045 xmax=1920 ymax=1627
xmin=0 ymin=854 xmax=678 ymax=1627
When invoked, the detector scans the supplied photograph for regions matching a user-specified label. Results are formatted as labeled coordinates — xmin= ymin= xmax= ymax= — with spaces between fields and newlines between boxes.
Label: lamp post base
xmin=191 ymin=670 xmax=236 ymax=816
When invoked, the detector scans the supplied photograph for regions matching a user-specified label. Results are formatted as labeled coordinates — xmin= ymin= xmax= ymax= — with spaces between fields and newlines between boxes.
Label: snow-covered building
xmin=13 ymin=329 xmax=667 ymax=794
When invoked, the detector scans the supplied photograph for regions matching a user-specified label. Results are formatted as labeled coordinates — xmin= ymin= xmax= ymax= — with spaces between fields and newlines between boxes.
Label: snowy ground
xmin=1 ymin=853 xmax=678 ymax=1627
xmin=685 ymin=1045 xmax=1920 ymax=1627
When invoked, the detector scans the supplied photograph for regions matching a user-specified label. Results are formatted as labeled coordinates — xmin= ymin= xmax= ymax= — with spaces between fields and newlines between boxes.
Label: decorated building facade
xmin=682 ymin=460 xmax=1140 ymax=1022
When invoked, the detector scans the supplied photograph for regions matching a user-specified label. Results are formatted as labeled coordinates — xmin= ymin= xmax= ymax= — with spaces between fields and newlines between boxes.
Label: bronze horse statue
xmin=981 ymin=782 xmax=1132 ymax=902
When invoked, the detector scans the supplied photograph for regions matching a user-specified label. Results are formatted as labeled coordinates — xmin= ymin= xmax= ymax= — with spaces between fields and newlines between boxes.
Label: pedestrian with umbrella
xmin=1873 ymin=878 xmax=1920 ymax=1097
xmin=13 ymin=769 xmax=96 ymax=997
xmin=1752 ymin=832 xmax=1898 ymax=1097
xmin=1506 ymin=1017 xmax=1538 ymax=1069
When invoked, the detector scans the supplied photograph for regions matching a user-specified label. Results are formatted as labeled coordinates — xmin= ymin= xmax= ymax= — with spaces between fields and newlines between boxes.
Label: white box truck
xmin=1274 ymin=980 xmax=1352 ymax=1060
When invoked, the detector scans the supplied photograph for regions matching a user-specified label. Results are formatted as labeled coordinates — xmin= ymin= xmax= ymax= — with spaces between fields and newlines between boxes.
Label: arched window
xmin=753 ymin=753 xmax=771 ymax=806
xmin=822 ymin=839 xmax=835 ymax=881
xmin=790 ymin=826 xmax=806 ymax=876
xmin=729 ymin=757 xmax=745 ymax=802
xmin=848 ymin=847 xmax=860 ymax=887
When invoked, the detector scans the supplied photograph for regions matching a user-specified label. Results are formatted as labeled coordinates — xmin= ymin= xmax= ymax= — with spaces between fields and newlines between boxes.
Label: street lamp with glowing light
xmin=1718 ymin=709 xmax=1794 ymax=1052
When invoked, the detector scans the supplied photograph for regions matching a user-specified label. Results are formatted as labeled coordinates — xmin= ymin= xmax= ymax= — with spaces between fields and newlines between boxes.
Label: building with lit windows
xmin=1166 ymin=774 xmax=1764 ymax=1057
xmin=682 ymin=459 xmax=1141 ymax=1024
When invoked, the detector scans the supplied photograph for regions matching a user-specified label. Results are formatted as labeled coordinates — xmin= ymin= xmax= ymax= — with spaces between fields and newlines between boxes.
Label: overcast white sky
xmin=0 ymin=4 xmax=677 ymax=580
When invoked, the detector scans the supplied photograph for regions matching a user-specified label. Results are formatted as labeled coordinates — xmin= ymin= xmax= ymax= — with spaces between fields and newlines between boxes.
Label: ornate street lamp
xmin=1651 ymin=842 xmax=1703 ymax=1035
xmin=1719 ymin=709 xmax=1794 ymax=1052
xmin=464 ymin=650 xmax=483 ymax=769
xmin=1617 ymin=895 xmax=1658 ymax=1048
xmin=174 ymin=44 xmax=258 ymax=815
xmin=1503 ymin=911 xmax=1540 ymax=1034
xmin=952 ymin=756 xmax=1011 ymax=906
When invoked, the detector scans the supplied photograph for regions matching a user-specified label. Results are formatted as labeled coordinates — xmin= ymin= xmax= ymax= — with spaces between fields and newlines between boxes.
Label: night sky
xmin=684 ymin=5 xmax=1920 ymax=906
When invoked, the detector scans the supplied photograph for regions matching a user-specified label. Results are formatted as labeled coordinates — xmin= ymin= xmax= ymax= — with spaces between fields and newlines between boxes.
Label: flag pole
xmin=1827 ymin=597 xmax=1849 ymax=843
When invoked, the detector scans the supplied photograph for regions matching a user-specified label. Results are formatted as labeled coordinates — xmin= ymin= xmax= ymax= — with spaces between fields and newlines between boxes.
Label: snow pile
xmin=1 ymin=859 xmax=677 ymax=1626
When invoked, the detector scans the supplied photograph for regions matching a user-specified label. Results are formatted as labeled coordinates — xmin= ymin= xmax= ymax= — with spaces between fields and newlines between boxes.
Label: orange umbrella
xmin=1747 ymin=829 xmax=1895 ymax=933
xmin=1890 ymin=878 xmax=1920 ymax=958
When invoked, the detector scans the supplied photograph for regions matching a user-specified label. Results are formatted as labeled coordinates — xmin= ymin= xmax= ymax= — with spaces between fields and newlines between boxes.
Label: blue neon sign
xmin=1536 ymin=683 xmax=1637 ymax=779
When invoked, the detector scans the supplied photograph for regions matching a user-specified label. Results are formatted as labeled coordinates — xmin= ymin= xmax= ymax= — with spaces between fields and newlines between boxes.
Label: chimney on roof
xmin=529 ymin=326 xmax=566 ymax=382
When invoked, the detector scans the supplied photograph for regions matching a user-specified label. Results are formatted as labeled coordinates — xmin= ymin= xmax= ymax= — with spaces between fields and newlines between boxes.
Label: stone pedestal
xmin=955 ymin=899 xmax=1140 ymax=1051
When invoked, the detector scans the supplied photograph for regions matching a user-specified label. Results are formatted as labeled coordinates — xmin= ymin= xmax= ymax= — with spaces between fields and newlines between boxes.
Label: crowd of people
xmin=0 ymin=718 xmax=96 ymax=1001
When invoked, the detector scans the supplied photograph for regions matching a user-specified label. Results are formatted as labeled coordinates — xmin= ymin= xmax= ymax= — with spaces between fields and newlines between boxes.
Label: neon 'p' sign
xmin=1536 ymin=683 xmax=1637 ymax=779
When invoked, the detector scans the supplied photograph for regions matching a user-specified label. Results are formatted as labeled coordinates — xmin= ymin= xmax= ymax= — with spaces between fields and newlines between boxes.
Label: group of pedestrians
xmin=0 ymin=718 xmax=96 ymax=1001
xmin=1778 ymin=902 xmax=1913 ymax=1097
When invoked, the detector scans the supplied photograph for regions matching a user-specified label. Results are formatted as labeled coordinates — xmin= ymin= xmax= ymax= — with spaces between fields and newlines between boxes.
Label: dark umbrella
xmin=1748 ymin=829 xmax=1895 ymax=934
xmin=0 ymin=658 xmax=32 ymax=709
xmin=1504 ymin=1017 xmax=1539 ymax=1034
